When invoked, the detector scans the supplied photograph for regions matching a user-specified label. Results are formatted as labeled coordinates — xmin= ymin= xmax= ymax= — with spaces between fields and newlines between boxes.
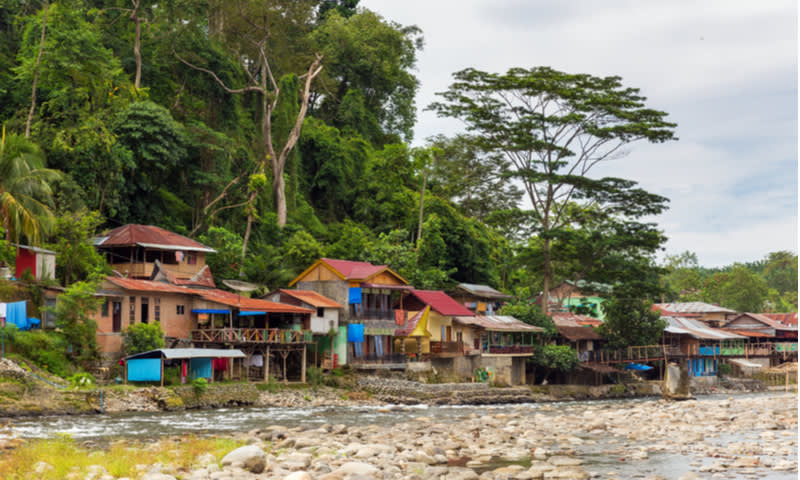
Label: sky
xmin=359 ymin=0 xmax=798 ymax=268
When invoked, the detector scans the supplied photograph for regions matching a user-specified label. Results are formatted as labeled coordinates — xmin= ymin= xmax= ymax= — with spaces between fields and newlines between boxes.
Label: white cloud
xmin=360 ymin=0 xmax=798 ymax=267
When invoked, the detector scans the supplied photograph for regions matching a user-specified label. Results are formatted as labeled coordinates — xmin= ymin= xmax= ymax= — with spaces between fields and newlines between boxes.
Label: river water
xmin=3 ymin=393 xmax=797 ymax=479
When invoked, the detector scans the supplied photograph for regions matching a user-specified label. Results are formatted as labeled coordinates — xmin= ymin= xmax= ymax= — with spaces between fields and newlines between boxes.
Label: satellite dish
xmin=222 ymin=279 xmax=259 ymax=292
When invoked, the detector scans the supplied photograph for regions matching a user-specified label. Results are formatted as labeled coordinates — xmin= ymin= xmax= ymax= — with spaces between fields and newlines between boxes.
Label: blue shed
xmin=124 ymin=348 xmax=245 ymax=386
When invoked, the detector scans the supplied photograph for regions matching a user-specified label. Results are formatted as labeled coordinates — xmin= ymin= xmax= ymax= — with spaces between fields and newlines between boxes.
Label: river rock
xmin=221 ymin=445 xmax=267 ymax=473
xmin=140 ymin=474 xmax=177 ymax=480
xmin=332 ymin=462 xmax=379 ymax=476
xmin=284 ymin=472 xmax=314 ymax=480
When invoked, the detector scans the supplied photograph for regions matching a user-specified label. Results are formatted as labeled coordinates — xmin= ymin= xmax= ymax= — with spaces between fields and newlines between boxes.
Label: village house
xmin=13 ymin=244 xmax=56 ymax=281
xmin=261 ymin=288 xmax=345 ymax=368
xmin=94 ymin=224 xmax=216 ymax=286
xmin=654 ymin=302 xmax=738 ymax=328
xmin=661 ymin=315 xmax=747 ymax=378
xmin=289 ymin=258 xmax=414 ymax=367
xmin=550 ymin=312 xmax=605 ymax=362
xmin=535 ymin=280 xmax=609 ymax=319
xmin=447 ymin=283 xmax=511 ymax=316
xmin=722 ymin=313 xmax=798 ymax=363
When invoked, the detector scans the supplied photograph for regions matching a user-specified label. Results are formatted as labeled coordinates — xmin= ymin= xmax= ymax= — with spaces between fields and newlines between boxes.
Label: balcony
xmin=485 ymin=345 xmax=534 ymax=355
xmin=191 ymin=328 xmax=313 ymax=344
xmin=350 ymin=308 xmax=395 ymax=321
xmin=430 ymin=341 xmax=468 ymax=357
xmin=350 ymin=353 xmax=408 ymax=369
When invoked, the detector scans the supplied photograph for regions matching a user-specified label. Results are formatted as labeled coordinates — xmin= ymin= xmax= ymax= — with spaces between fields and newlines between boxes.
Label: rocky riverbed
xmin=16 ymin=393 xmax=797 ymax=480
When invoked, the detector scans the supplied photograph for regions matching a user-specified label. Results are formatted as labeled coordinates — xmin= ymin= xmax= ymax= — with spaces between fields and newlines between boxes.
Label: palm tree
xmin=0 ymin=126 xmax=60 ymax=245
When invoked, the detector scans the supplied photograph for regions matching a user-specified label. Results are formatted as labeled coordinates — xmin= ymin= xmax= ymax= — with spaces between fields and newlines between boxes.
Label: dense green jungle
xmin=0 ymin=0 xmax=795 ymax=352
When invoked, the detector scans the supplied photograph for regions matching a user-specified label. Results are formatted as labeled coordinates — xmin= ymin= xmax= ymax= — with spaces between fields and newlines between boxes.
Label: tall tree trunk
xmin=133 ymin=13 xmax=142 ymax=89
xmin=542 ymin=237 xmax=551 ymax=314
xmin=416 ymin=167 xmax=428 ymax=248
xmin=273 ymin=167 xmax=287 ymax=228
xmin=25 ymin=3 xmax=48 ymax=139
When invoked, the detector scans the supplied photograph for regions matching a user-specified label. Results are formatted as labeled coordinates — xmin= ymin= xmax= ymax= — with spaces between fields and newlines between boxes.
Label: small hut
xmin=124 ymin=348 xmax=245 ymax=386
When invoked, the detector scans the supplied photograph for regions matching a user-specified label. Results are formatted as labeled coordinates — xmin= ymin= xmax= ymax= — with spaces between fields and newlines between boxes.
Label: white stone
xmin=332 ymin=462 xmax=379 ymax=476
xmin=221 ymin=445 xmax=267 ymax=474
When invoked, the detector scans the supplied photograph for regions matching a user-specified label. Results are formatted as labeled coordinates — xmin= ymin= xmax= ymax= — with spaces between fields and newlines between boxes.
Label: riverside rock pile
xmin=46 ymin=393 xmax=797 ymax=480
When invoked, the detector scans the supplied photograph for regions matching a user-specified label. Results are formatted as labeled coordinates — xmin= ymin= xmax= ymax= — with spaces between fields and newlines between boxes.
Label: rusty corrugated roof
xmin=195 ymin=289 xmax=313 ymax=314
xmin=97 ymin=224 xmax=215 ymax=253
xmin=279 ymin=289 xmax=343 ymax=309
xmin=550 ymin=312 xmax=602 ymax=327
xmin=663 ymin=316 xmax=745 ymax=340
xmin=722 ymin=329 xmax=772 ymax=338
xmin=104 ymin=277 xmax=311 ymax=314
xmin=728 ymin=313 xmax=798 ymax=332
xmin=557 ymin=326 xmax=604 ymax=342
xmin=760 ymin=312 xmax=798 ymax=327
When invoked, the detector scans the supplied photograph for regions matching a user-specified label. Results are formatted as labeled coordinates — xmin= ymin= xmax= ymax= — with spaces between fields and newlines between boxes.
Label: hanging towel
xmin=347 ymin=324 xmax=365 ymax=342
xmin=348 ymin=287 xmax=362 ymax=304
xmin=250 ymin=354 xmax=263 ymax=367
xmin=394 ymin=309 xmax=406 ymax=325
xmin=477 ymin=302 xmax=487 ymax=312
xmin=374 ymin=335 xmax=383 ymax=356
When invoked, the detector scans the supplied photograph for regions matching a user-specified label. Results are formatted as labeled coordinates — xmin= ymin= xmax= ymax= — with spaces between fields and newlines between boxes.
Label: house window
xmin=154 ymin=298 xmax=161 ymax=322
xmin=187 ymin=253 xmax=197 ymax=265
xmin=177 ymin=305 xmax=185 ymax=315
xmin=317 ymin=307 xmax=324 ymax=317
xmin=101 ymin=299 xmax=109 ymax=317
xmin=141 ymin=297 xmax=149 ymax=324
xmin=129 ymin=296 xmax=136 ymax=323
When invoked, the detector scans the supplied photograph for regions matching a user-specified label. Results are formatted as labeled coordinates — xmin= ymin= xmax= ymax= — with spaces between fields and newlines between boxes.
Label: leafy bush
xmin=4 ymin=327 xmax=74 ymax=377
xmin=122 ymin=322 xmax=164 ymax=355
xmin=717 ymin=363 xmax=732 ymax=377
xmin=67 ymin=372 xmax=95 ymax=388
xmin=306 ymin=366 xmax=323 ymax=390
xmin=192 ymin=377 xmax=208 ymax=396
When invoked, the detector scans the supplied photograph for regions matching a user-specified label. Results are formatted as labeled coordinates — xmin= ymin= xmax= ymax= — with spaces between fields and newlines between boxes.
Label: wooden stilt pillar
xmin=265 ymin=346 xmax=270 ymax=382
xmin=160 ymin=356 xmax=165 ymax=387
xmin=280 ymin=350 xmax=289 ymax=383
xmin=302 ymin=344 xmax=307 ymax=384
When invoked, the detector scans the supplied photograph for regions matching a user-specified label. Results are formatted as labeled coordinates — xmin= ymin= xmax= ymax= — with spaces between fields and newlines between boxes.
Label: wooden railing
xmin=430 ymin=341 xmax=466 ymax=356
xmin=486 ymin=345 xmax=534 ymax=355
xmin=585 ymin=342 xmax=797 ymax=364
xmin=191 ymin=328 xmax=313 ymax=344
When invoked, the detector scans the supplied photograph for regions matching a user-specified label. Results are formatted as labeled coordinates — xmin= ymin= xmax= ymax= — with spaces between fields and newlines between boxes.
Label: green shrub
xmin=4 ymin=328 xmax=74 ymax=377
xmin=717 ymin=363 xmax=732 ymax=377
xmin=67 ymin=372 xmax=95 ymax=389
xmin=306 ymin=366 xmax=323 ymax=390
xmin=122 ymin=322 xmax=164 ymax=355
xmin=192 ymin=378 xmax=208 ymax=396
xmin=255 ymin=375 xmax=280 ymax=393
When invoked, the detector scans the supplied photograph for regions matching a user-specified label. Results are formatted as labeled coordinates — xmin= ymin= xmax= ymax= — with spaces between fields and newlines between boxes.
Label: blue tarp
xmin=348 ymin=287 xmax=362 ymax=304
xmin=5 ymin=301 xmax=29 ymax=330
xmin=238 ymin=311 xmax=265 ymax=316
xmin=348 ymin=323 xmax=364 ymax=342
xmin=192 ymin=309 xmax=230 ymax=314
xmin=624 ymin=363 xmax=654 ymax=371
xmin=127 ymin=358 xmax=162 ymax=381
xmin=190 ymin=358 xmax=212 ymax=379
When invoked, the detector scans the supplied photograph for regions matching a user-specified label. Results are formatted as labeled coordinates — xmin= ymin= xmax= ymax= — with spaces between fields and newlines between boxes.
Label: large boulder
xmin=221 ymin=445 xmax=267 ymax=473
xmin=663 ymin=361 xmax=692 ymax=400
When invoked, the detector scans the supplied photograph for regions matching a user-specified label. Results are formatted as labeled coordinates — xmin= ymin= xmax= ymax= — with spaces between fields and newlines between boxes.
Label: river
xmin=3 ymin=392 xmax=797 ymax=479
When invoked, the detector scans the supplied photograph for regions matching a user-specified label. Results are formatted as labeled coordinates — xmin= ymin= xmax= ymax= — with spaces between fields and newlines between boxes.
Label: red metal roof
xmin=322 ymin=258 xmax=386 ymax=280
xmin=761 ymin=312 xmax=798 ymax=326
xmin=195 ymin=289 xmax=313 ymax=314
xmin=98 ymin=224 xmax=214 ymax=252
xmin=279 ymin=289 xmax=343 ymax=309
xmin=409 ymin=289 xmax=475 ymax=317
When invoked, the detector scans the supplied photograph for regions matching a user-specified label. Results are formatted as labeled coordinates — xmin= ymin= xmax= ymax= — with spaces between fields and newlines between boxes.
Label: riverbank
xmin=1 ymin=392 xmax=796 ymax=479
xmin=0 ymin=357 xmax=787 ymax=416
